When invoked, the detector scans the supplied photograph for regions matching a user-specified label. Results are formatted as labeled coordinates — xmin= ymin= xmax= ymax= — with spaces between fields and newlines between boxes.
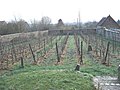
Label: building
xmin=57 ymin=19 xmax=64 ymax=29
xmin=97 ymin=15 xmax=120 ymax=29
xmin=96 ymin=15 xmax=120 ymax=41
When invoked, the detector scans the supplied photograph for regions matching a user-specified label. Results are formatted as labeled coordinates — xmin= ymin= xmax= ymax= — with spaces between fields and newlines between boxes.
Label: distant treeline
xmin=0 ymin=16 xmax=97 ymax=35
xmin=0 ymin=16 xmax=53 ymax=35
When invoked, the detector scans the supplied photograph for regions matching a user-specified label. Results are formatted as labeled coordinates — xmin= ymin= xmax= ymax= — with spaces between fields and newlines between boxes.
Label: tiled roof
xmin=97 ymin=15 xmax=120 ymax=29
xmin=97 ymin=17 xmax=106 ymax=26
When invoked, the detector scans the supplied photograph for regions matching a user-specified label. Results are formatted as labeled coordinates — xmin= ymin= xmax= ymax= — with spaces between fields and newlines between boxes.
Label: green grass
xmin=81 ymin=57 xmax=118 ymax=76
xmin=0 ymin=70 xmax=95 ymax=90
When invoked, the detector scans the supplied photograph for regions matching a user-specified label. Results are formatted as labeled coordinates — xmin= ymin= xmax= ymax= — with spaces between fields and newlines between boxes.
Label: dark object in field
xmin=20 ymin=57 xmax=24 ymax=68
xmin=29 ymin=44 xmax=36 ymax=63
xmin=102 ymin=42 xmax=110 ymax=64
xmin=88 ymin=45 xmax=92 ymax=52
xmin=56 ymin=42 xmax=60 ymax=62
xmin=80 ymin=41 xmax=83 ymax=65
xmin=75 ymin=64 xmax=80 ymax=71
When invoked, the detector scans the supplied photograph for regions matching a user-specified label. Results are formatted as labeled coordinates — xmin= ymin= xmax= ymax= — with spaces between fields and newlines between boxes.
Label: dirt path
xmin=58 ymin=36 xmax=77 ymax=67
xmin=58 ymin=38 xmax=68 ymax=65
xmin=37 ymin=47 xmax=55 ymax=64
xmin=74 ymin=34 xmax=82 ymax=65
xmin=93 ymin=76 xmax=120 ymax=90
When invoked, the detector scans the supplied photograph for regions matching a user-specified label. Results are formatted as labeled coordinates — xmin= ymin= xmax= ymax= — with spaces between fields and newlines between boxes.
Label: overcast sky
xmin=0 ymin=0 xmax=120 ymax=23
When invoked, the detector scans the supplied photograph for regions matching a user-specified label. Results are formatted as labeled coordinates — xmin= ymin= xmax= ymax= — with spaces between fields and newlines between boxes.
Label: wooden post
xmin=20 ymin=57 xmax=24 ymax=68
xmin=78 ymin=38 xmax=80 ymax=55
xmin=107 ymin=52 xmax=110 ymax=66
xmin=80 ymin=41 xmax=83 ymax=64
xmin=88 ymin=44 xmax=92 ymax=52
xmin=29 ymin=44 xmax=36 ymax=63
xmin=43 ymin=39 xmax=46 ymax=54
xmin=75 ymin=64 xmax=80 ymax=71
xmin=103 ymin=42 xmax=110 ymax=64
xmin=100 ymin=49 xmax=102 ymax=58
xmin=56 ymin=42 xmax=60 ymax=62
xmin=95 ymin=37 xmax=98 ymax=56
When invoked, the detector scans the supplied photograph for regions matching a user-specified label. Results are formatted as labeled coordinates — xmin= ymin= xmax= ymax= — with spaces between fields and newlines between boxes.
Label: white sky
xmin=0 ymin=0 xmax=120 ymax=23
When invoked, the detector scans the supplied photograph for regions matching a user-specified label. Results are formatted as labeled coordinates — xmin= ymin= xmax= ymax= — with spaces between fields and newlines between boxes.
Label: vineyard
xmin=0 ymin=30 xmax=120 ymax=90
xmin=0 ymin=30 xmax=71 ymax=70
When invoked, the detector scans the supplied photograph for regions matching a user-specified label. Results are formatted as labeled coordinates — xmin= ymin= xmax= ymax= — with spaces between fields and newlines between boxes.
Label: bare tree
xmin=30 ymin=16 xmax=52 ymax=31
xmin=16 ymin=19 xmax=30 ymax=33
xmin=40 ymin=16 xmax=52 ymax=30
xmin=0 ymin=21 xmax=7 ymax=35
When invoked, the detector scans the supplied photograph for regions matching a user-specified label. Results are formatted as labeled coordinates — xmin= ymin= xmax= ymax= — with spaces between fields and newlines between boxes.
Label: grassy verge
xmin=81 ymin=55 xmax=118 ymax=76
xmin=0 ymin=70 xmax=95 ymax=90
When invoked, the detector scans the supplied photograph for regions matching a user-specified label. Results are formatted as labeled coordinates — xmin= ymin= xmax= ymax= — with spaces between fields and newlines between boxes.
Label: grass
xmin=0 ymin=69 xmax=95 ymax=90
xmin=81 ymin=56 xmax=118 ymax=76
